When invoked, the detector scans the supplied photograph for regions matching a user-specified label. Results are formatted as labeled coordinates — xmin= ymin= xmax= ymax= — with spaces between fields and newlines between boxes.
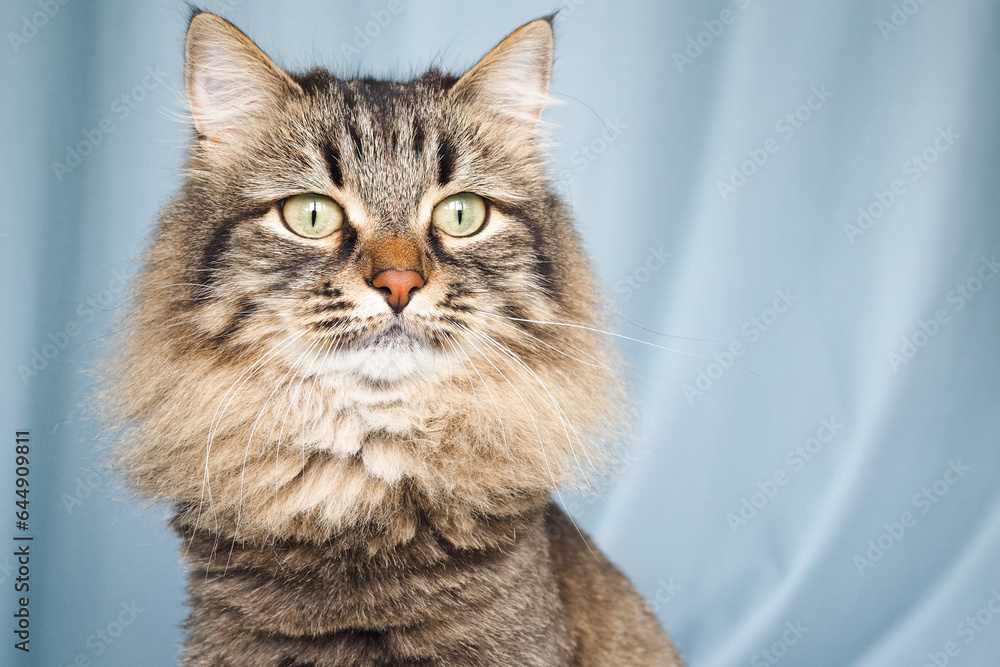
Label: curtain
xmin=2 ymin=1 xmax=997 ymax=664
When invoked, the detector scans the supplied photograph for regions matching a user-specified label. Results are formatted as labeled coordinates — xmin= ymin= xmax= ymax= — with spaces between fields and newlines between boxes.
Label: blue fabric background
xmin=2 ymin=1 xmax=998 ymax=665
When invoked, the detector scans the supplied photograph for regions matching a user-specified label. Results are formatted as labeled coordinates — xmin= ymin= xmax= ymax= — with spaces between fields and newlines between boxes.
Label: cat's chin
xmin=307 ymin=323 xmax=449 ymax=385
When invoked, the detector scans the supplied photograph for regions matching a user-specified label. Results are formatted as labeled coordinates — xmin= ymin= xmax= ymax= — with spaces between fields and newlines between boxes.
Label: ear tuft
xmin=449 ymin=19 xmax=555 ymax=133
xmin=185 ymin=13 xmax=301 ymax=142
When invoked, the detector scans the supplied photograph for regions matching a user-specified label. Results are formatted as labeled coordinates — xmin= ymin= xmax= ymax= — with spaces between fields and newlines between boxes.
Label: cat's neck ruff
xmin=113 ymin=320 xmax=614 ymax=545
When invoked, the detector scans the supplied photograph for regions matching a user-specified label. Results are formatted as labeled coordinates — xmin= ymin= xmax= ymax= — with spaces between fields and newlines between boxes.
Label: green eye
xmin=431 ymin=193 xmax=488 ymax=237
xmin=282 ymin=194 xmax=344 ymax=239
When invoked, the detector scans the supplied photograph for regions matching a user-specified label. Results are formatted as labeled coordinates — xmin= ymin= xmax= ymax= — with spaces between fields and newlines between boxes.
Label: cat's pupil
xmin=456 ymin=206 xmax=464 ymax=225
xmin=310 ymin=206 xmax=317 ymax=227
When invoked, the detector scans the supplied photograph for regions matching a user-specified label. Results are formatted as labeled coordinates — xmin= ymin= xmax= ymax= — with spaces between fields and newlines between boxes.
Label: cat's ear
xmin=185 ymin=12 xmax=301 ymax=142
xmin=449 ymin=18 xmax=554 ymax=135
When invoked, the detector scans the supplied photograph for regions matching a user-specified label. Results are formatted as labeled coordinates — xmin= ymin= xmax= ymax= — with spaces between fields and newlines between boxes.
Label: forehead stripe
xmin=348 ymin=123 xmax=364 ymax=160
xmin=437 ymin=136 xmax=455 ymax=186
xmin=323 ymin=144 xmax=343 ymax=188
xmin=413 ymin=122 xmax=425 ymax=154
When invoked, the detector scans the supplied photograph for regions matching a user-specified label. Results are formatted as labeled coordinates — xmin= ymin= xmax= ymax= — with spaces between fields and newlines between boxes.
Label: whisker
xmin=225 ymin=334 xmax=322 ymax=574
xmin=457 ymin=326 xmax=558 ymax=490
xmin=442 ymin=334 xmax=484 ymax=450
xmin=455 ymin=322 xmax=608 ymax=560
xmin=455 ymin=285 xmax=710 ymax=342
xmin=475 ymin=310 xmax=711 ymax=360
xmin=466 ymin=327 xmax=593 ymax=485
xmin=474 ymin=312 xmax=609 ymax=369
xmin=187 ymin=329 xmax=306 ymax=563
xmin=270 ymin=333 xmax=341 ymax=503
xmin=477 ymin=330 xmax=593 ymax=471
xmin=308 ymin=335 xmax=344 ymax=472
xmin=445 ymin=333 xmax=512 ymax=469
xmin=598 ymin=306 xmax=716 ymax=343
xmin=460 ymin=327 xmax=603 ymax=563
xmin=475 ymin=315 xmax=691 ymax=399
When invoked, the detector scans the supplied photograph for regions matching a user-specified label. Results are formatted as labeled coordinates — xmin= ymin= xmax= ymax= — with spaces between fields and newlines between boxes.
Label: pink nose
xmin=371 ymin=269 xmax=425 ymax=313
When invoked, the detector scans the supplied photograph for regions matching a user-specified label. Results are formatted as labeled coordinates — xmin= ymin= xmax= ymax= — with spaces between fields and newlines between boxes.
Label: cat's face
xmin=171 ymin=14 xmax=577 ymax=385
xmin=113 ymin=13 xmax=623 ymax=540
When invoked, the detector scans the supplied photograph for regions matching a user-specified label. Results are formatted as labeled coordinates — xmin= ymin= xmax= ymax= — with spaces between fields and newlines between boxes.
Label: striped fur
xmin=107 ymin=11 xmax=682 ymax=665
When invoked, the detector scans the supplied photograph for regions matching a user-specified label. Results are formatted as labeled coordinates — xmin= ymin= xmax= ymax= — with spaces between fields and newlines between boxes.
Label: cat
xmin=108 ymin=9 xmax=684 ymax=666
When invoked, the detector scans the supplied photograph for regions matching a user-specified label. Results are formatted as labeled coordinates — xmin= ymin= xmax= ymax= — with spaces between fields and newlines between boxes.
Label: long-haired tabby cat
xmin=109 ymin=9 xmax=683 ymax=666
